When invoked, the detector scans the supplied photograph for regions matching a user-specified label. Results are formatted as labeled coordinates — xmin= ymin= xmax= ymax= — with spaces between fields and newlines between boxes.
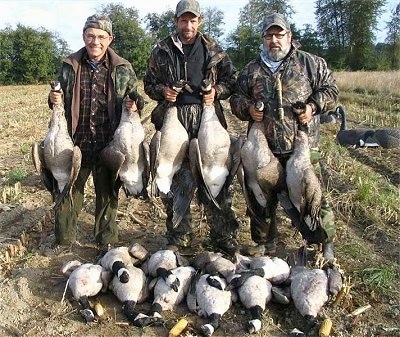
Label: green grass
xmin=6 ymin=166 xmax=28 ymax=184
xmin=358 ymin=265 xmax=398 ymax=294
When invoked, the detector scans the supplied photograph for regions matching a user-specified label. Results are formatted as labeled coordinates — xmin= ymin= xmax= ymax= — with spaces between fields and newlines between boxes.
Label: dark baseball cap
xmin=262 ymin=13 xmax=291 ymax=32
xmin=175 ymin=0 xmax=201 ymax=18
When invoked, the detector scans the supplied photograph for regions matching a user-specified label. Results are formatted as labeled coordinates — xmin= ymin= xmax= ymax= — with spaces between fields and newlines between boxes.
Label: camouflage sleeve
xmin=229 ymin=65 xmax=253 ymax=122
xmin=307 ymin=56 xmax=339 ymax=114
xmin=143 ymin=46 xmax=169 ymax=102
xmin=213 ymin=52 xmax=236 ymax=101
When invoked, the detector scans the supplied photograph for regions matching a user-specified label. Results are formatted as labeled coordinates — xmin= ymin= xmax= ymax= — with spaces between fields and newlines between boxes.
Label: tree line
xmin=0 ymin=0 xmax=398 ymax=85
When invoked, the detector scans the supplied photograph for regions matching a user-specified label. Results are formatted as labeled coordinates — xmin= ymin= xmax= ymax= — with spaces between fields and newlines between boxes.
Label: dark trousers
xmin=55 ymin=165 xmax=119 ymax=245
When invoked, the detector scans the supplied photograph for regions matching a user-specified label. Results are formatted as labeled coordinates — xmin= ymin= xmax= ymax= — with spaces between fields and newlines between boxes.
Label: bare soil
xmin=0 ymin=85 xmax=399 ymax=337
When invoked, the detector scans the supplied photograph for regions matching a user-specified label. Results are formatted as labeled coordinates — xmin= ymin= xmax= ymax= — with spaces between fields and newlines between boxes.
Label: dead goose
xmin=236 ymin=274 xmax=272 ymax=333
xmin=99 ymin=243 xmax=149 ymax=283
xmin=108 ymin=264 xmax=153 ymax=326
xmin=187 ymin=272 xmax=233 ymax=337
xmin=151 ymin=81 xmax=189 ymax=196
xmin=289 ymin=246 xmax=329 ymax=326
xmin=32 ymin=80 xmax=82 ymax=208
xmin=335 ymin=105 xmax=375 ymax=147
xmin=189 ymin=79 xmax=232 ymax=208
xmin=286 ymin=127 xmax=322 ymax=232
xmin=145 ymin=265 xmax=196 ymax=324
xmin=99 ymin=91 xmax=150 ymax=198
xmin=61 ymin=260 xmax=112 ymax=322
xmin=192 ymin=251 xmax=237 ymax=283
xmin=237 ymin=101 xmax=285 ymax=228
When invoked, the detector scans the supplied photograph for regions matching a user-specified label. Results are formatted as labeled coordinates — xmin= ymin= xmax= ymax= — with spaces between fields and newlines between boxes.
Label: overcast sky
xmin=0 ymin=0 xmax=396 ymax=51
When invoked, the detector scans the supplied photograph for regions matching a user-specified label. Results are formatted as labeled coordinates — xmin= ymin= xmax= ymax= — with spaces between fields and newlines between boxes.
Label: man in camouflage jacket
xmin=230 ymin=13 xmax=339 ymax=260
xmin=144 ymin=0 xmax=240 ymax=254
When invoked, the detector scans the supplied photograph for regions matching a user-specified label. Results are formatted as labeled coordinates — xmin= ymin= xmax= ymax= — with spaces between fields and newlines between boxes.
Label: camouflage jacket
xmin=143 ymin=32 xmax=236 ymax=131
xmin=230 ymin=40 xmax=339 ymax=153
xmin=50 ymin=47 xmax=138 ymax=138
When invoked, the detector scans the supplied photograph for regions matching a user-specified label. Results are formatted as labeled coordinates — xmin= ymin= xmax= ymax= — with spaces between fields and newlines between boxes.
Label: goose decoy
xmin=335 ymin=106 xmax=376 ymax=147
xmin=145 ymin=265 xmax=196 ymax=324
xmin=108 ymin=264 xmax=154 ymax=326
xmin=289 ymin=246 xmax=329 ymax=327
xmin=99 ymin=91 xmax=150 ymax=198
xmin=98 ymin=243 xmax=150 ymax=283
xmin=372 ymin=128 xmax=400 ymax=148
xmin=237 ymin=102 xmax=286 ymax=229
xmin=236 ymin=274 xmax=272 ymax=334
xmin=189 ymin=79 xmax=231 ymax=209
xmin=151 ymin=81 xmax=189 ymax=196
xmin=32 ymin=80 xmax=82 ymax=209
xmin=319 ymin=109 xmax=340 ymax=124
xmin=286 ymin=127 xmax=322 ymax=232
xmin=61 ymin=260 xmax=112 ymax=322
xmin=187 ymin=272 xmax=232 ymax=337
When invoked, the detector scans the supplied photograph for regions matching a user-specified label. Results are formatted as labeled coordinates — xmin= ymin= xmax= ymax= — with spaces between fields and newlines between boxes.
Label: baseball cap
xmin=83 ymin=14 xmax=113 ymax=36
xmin=175 ymin=0 xmax=201 ymax=18
xmin=262 ymin=13 xmax=291 ymax=33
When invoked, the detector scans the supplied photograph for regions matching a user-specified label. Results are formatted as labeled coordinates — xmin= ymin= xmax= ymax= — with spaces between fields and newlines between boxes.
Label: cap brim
xmin=176 ymin=9 xmax=201 ymax=17
xmin=263 ymin=23 xmax=287 ymax=32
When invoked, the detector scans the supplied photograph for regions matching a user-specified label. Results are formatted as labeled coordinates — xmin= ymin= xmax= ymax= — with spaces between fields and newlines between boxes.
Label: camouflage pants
xmin=248 ymin=149 xmax=335 ymax=245
xmin=55 ymin=165 xmax=119 ymax=246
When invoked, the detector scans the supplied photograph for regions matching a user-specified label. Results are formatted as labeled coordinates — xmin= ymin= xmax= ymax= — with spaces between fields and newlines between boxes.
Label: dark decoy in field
xmin=61 ymin=260 xmax=112 ymax=323
xmin=286 ymin=127 xmax=322 ymax=233
xmin=32 ymin=80 xmax=82 ymax=209
xmin=372 ymin=128 xmax=400 ymax=148
xmin=99 ymin=91 xmax=150 ymax=198
xmin=335 ymin=105 xmax=376 ymax=147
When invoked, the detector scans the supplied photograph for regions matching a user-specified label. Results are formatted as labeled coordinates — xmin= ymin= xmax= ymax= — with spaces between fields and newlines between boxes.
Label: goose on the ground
xmin=99 ymin=91 xmax=150 ymax=198
xmin=192 ymin=251 xmax=237 ymax=283
xmin=187 ymin=272 xmax=233 ymax=336
xmin=286 ymin=127 xmax=322 ymax=233
xmin=335 ymin=105 xmax=376 ymax=147
xmin=99 ymin=243 xmax=149 ymax=283
xmin=32 ymin=80 xmax=82 ymax=209
xmin=145 ymin=265 xmax=196 ymax=325
xmin=372 ymin=128 xmax=400 ymax=148
xmin=289 ymin=247 xmax=329 ymax=327
xmin=237 ymin=274 xmax=272 ymax=333
xmin=61 ymin=260 xmax=112 ymax=322
xmin=108 ymin=264 xmax=154 ymax=326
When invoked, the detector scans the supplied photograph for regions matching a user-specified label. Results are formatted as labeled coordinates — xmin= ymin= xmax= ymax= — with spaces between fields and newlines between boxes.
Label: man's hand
xmin=202 ymin=86 xmax=216 ymax=107
xmin=49 ymin=90 xmax=63 ymax=105
xmin=292 ymin=101 xmax=313 ymax=125
xmin=249 ymin=102 xmax=264 ymax=122
xmin=125 ymin=98 xmax=138 ymax=113
xmin=163 ymin=86 xmax=179 ymax=103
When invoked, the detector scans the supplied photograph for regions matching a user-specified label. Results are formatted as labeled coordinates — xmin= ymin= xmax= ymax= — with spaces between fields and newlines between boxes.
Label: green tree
xmin=0 ymin=27 xmax=14 ymax=84
xmin=202 ymin=7 xmax=225 ymax=42
xmin=297 ymin=24 xmax=324 ymax=56
xmin=145 ymin=10 xmax=176 ymax=42
xmin=385 ymin=3 xmax=400 ymax=69
xmin=100 ymin=3 xmax=153 ymax=77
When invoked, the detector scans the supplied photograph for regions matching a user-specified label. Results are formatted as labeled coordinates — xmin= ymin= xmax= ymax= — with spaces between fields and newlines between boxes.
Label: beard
xmin=267 ymin=44 xmax=291 ymax=61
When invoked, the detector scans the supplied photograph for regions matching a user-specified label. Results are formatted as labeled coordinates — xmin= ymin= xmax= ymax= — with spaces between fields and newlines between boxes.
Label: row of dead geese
xmin=61 ymin=243 xmax=343 ymax=335
xmin=32 ymin=80 xmax=329 ymax=243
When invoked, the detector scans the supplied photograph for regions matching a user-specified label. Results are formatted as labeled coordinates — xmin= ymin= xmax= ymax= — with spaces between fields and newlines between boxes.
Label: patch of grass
xmin=20 ymin=143 xmax=31 ymax=155
xmin=358 ymin=265 xmax=397 ymax=294
xmin=339 ymin=242 xmax=368 ymax=260
xmin=6 ymin=166 xmax=28 ymax=184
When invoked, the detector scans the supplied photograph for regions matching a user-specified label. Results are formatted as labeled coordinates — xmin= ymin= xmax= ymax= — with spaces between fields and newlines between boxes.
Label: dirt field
xmin=0 ymin=84 xmax=398 ymax=337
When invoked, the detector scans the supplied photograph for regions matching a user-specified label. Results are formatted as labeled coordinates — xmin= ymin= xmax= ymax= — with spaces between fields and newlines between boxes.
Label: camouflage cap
xmin=175 ymin=0 xmax=201 ymax=18
xmin=262 ymin=13 xmax=291 ymax=33
xmin=83 ymin=14 xmax=113 ymax=36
